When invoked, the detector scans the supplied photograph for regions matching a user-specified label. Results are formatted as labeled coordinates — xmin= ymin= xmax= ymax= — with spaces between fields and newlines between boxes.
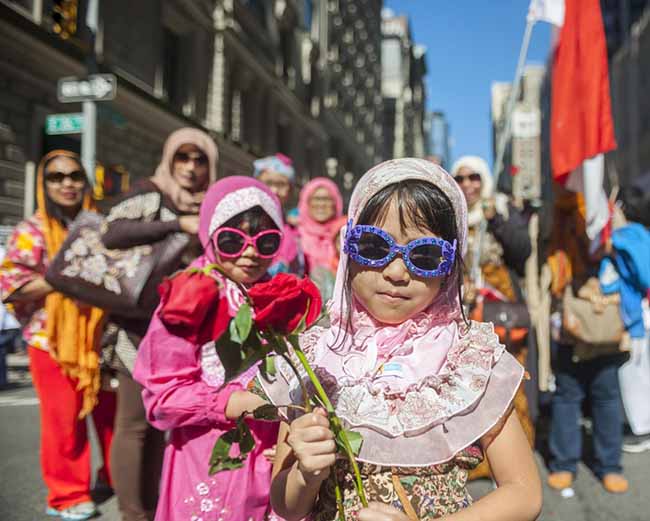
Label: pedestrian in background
xmin=298 ymin=177 xmax=343 ymax=302
xmin=254 ymin=153 xmax=306 ymax=276
xmin=0 ymin=150 xmax=115 ymax=520
xmin=546 ymin=187 xmax=628 ymax=494
xmin=101 ymin=128 xmax=218 ymax=521
xmin=451 ymin=155 xmax=535 ymax=481
xmin=0 ymin=244 xmax=21 ymax=388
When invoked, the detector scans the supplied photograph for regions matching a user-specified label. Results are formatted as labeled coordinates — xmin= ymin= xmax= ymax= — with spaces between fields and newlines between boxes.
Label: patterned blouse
xmin=314 ymin=446 xmax=483 ymax=520
xmin=0 ymin=214 xmax=49 ymax=351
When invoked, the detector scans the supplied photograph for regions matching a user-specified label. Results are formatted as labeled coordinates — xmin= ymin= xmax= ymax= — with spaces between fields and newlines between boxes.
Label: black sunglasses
xmin=174 ymin=152 xmax=209 ymax=166
xmin=454 ymin=172 xmax=482 ymax=184
xmin=44 ymin=170 xmax=86 ymax=184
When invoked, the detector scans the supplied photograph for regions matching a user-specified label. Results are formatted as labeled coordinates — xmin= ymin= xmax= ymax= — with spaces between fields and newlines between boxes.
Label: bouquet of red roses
xmin=159 ymin=267 xmax=368 ymax=513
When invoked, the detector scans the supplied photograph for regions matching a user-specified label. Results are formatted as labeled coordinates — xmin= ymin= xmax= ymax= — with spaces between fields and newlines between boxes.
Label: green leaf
xmin=252 ymin=403 xmax=280 ymax=421
xmin=238 ymin=422 xmax=255 ymax=454
xmin=336 ymin=429 xmax=363 ymax=457
xmin=233 ymin=303 xmax=253 ymax=344
xmin=208 ymin=429 xmax=246 ymax=475
xmin=208 ymin=417 xmax=257 ymax=475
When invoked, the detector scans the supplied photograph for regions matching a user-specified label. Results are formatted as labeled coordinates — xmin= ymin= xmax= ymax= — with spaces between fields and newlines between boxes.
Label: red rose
xmin=159 ymin=270 xmax=231 ymax=345
xmin=248 ymin=273 xmax=322 ymax=335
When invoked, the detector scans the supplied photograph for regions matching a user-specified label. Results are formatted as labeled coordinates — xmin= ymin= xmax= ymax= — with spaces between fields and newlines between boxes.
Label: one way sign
xmin=57 ymin=74 xmax=117 ymax=103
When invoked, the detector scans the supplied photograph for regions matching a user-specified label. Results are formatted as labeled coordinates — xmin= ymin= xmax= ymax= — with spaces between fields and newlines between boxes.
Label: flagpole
xmin=493 ymin=17 xmax=536 ymax=186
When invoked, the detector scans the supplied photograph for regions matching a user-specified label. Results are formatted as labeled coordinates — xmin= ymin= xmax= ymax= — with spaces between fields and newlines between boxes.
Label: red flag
xmin=550 ymin=0 xmax=616 ymax=183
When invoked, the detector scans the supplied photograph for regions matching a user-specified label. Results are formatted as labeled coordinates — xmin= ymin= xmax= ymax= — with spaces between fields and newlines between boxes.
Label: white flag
xmin=565 ymin=154 xmax=610 ymax=241
xmin=528 ymin=0 xmax=565 ymax=27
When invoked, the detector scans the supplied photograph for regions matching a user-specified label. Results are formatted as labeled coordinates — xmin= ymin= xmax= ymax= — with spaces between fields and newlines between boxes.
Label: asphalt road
xmin=1 ymin=373 xmax=649 ymax=520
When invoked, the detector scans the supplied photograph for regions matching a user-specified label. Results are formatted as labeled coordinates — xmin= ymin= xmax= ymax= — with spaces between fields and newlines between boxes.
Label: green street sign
xmin=45 ymin=113 xmax=84 ymax=135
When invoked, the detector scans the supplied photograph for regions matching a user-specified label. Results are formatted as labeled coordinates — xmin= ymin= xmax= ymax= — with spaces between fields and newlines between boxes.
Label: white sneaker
xmin=622 ymin=438 xmax=650 ymax=454
xmin=59 ymin=501 xmax=98 ymax=520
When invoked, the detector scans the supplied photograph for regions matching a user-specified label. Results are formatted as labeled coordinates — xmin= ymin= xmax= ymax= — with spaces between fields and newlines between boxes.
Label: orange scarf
xmin=38 ymin=150 xmax=105 ymax=418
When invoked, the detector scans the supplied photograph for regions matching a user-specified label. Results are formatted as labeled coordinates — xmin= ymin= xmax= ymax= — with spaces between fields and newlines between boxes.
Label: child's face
xmin=215 ymin=219 xmax=276 ymax=284
xmin=350 ymin=199 xmax=444 ymax=325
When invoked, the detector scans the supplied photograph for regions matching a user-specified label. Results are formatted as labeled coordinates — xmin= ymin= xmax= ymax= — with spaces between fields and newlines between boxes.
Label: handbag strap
xmin=391 ymin=470 xmax=419 ymax=521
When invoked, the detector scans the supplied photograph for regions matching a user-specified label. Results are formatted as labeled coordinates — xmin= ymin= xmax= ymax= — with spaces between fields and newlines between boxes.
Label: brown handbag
xmin=45 ymin=211 xmax=190 ymax=319
xmin=561 ymin=277 xmax=629 ymax=360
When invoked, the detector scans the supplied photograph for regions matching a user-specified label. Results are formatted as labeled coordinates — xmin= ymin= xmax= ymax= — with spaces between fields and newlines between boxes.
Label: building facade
xmin=0 ymin=0 xmax=385 ymax=224
xmin=380 ymin=8 xmax=427 ymax=160
xmin=607 ymin=3 xmax=650 ymax=186
xmin=425 ymin=110 xmax=451 ymax=169
xmin=491 ymin=64 xmax=545 ymax=204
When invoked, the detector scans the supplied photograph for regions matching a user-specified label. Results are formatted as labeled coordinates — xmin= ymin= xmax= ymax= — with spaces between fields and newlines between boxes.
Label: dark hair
xmin=221 ymin=205 xmax=279 ymax=234
xmin=42 ymin=155 xmax=88 ymax=227
xmin=332 ymin=179 xmax=466 ymax=348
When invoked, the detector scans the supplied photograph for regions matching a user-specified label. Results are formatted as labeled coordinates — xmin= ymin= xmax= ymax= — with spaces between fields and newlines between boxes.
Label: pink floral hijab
xmin=298 ymin=177 xmax=344 ymax=271
xmin=261 ymin=159 xmax=524 ymax=467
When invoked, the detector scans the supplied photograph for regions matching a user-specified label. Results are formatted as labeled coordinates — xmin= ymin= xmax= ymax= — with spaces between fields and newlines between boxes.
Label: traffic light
xmin=51 ymin=0 xmax=78 ymax=40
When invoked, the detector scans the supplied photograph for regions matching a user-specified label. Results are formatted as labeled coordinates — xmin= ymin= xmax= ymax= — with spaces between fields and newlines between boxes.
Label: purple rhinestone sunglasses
xmin=343 ymin=220 xmax=457 ymax=278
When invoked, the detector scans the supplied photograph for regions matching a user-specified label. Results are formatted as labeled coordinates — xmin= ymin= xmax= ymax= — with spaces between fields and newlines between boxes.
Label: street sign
xmin=45 ymin=113 xmax=84 ymax=135
xmin=57 ymin=74 xmax=117 ymax=103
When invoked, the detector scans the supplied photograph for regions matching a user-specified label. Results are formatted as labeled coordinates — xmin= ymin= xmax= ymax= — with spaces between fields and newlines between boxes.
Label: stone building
xmin=606 ymin=2 xmax=650 ymax=186
xmin=0 ymin=0 xmax=385 ymax=224
xmin=212 ymin=0 xmax=384 ymax=197
xmin=380 ymin=8 xmax=428 ymax=160
xmin=491 ymin=64 xmax=545 ymax=204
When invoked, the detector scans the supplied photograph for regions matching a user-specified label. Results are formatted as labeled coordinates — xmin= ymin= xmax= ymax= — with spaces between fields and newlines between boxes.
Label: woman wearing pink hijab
xmin=298 ymin=178 xmax=344 ymax=271
xmin=101 ymin=127 xmax=218 ymax=521
xmin=298 ymin=178 xmax=344 ymax=301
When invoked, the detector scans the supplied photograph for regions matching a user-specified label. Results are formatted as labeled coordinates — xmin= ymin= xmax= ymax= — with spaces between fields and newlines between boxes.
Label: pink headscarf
xmin=151 ymin=128 xmax=219 ymax=214
xmin=198 ymin=176 xmax=284 ymax=263
xmin=298 ymin=177 xmax=344 ymax=272
xmin=318 ymin=159 xmax=468 ymax=389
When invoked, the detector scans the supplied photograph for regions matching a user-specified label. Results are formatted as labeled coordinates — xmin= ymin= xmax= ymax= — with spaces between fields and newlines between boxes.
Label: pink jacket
xmin=134 ymin=310 xmax=279 ymax=521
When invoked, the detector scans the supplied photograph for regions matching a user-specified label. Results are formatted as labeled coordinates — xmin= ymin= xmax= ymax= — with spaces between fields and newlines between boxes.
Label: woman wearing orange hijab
xmin=0 ymin=150 xmax=114 ymax=520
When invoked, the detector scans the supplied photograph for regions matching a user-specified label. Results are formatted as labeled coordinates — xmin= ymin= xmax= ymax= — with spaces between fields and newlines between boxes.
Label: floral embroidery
xmin=60 ymin=225 xmax=153 ymax=295
xmin=105 ymin=192 xmax=161 ymax=223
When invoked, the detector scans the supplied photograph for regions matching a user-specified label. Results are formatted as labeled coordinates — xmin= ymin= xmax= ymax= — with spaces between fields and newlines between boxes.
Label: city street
xmin=1 ymin=355 xmax=648 ymax=521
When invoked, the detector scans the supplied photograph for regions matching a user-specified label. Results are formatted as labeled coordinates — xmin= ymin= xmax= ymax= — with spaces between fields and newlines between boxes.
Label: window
xmin=162 ymin=27 xmax=181 ymax=107
xmin=242 ymin=0 xmax=266 ymax=28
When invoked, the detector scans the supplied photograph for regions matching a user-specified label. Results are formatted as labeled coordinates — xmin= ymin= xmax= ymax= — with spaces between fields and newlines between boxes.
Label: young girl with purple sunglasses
xmin=262 ymin=159 xmax=542 ymax=521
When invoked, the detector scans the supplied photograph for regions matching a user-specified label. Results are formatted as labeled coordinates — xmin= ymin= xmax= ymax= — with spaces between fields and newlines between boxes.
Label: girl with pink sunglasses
xmin=134 ymin=177 xmax=285 ymax=521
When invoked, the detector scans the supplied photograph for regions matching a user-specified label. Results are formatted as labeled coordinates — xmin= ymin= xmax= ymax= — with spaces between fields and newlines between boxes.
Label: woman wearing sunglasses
xmin=450 ymin=155 xmax=534 ymax=480
xmin=133 ymin=177 xmax=285 ymax=521
xmin=0 ymin=150 xmax=115 ymax=520
xmin=100 ymin=128 xmax=218 ymax=521
xmin=265 ymin=159 xmax=541 ymax=521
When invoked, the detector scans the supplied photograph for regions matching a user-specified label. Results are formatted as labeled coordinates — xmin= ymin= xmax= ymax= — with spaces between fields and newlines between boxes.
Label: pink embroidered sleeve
xmin=0 ymin=218 xmax=47 ymax=305
xmin=133 ymin=309 xmax=244 ymax=431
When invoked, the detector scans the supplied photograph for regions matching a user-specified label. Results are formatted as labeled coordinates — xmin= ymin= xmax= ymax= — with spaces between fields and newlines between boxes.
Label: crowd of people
xmin=0 ymin=126 xmax=648 ymax=521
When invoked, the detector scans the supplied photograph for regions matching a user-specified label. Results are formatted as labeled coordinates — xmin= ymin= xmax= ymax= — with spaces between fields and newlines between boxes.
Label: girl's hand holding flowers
xmin=287 ymin=408 xmax=337 ymax=486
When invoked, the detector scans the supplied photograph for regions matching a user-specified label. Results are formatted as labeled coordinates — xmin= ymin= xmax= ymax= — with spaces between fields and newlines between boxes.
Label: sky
xmin=385 ymin=0 xmax=552 ymax=167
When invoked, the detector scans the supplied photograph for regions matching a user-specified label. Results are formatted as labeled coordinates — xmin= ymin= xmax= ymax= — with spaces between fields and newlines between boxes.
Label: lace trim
xmin=277 ymin=321 xmax=505 ymax=437
xmin=106 ymin=192 xmax=161 ymax=223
